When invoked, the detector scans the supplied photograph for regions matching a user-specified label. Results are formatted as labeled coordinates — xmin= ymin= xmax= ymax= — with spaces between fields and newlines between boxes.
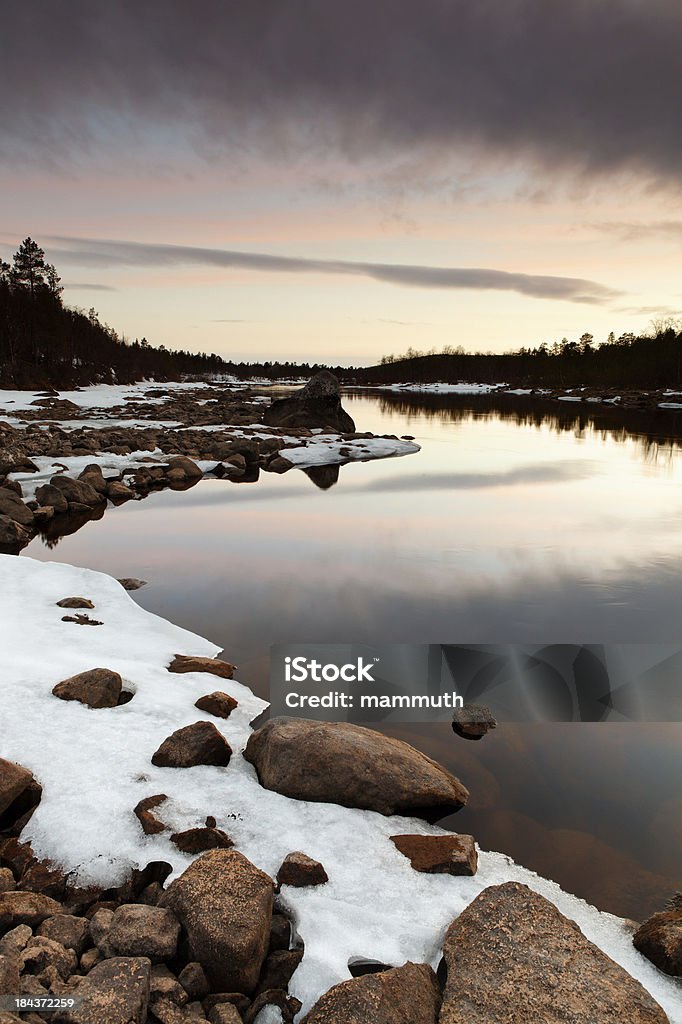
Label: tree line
xmin=357 ymin=324 xmax=682 ymax=389
xmin=0 ymin=238 xmax=228 ymax=388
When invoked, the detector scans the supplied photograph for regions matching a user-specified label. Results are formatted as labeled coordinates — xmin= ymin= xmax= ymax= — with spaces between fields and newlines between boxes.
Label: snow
xmin=0 ymin=554 xmax=679 ymax=1021
xmin=0 ymin=381 xmax=223 ymax=413
xmin=373 ymin=382 xmax=504 ymax=394
xmin=557 ymin=395 xmax=582 ymax=402
xmin=659 ymin=402 xmax=682 ymax=409
xmin=283 ymin=435 xmax=420 ymax=468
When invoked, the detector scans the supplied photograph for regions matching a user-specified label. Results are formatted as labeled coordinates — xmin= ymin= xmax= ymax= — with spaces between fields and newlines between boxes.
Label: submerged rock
xmin=263 ymin=371 xmax=356 ymax=433
xmin=439 ymin=882 xmax=669 ymax=1023
xmin=300 ymin=961 xmax=441 ymax=1024
xmin=159 ymin=850 xmax=273 ymax=993
xmin=243 ymin=717 xmax=468 ymax=820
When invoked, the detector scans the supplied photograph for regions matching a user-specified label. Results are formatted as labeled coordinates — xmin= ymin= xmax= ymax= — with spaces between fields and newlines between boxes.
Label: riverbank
xmin=0 ymin=554 xmax=679 ymax=1022
xmin=360 ymin=381 xmax=682 ymax=411
xmin=0 ymin=378 xmax=419 ymax=553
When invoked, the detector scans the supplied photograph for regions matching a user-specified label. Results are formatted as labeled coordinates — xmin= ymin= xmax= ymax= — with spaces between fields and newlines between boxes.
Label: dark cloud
xmin=45 ymin=235 xmax=619 ymax=304
xmin=0 ymin=1 xmax=680 ymax=182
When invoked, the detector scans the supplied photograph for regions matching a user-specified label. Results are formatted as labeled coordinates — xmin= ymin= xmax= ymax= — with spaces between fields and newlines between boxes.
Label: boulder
xmin=0 ymin=515 xmax=32 ymax=551
xmin=151 ymin=722 xmax=231 ymax=768
xmin=0 ymin=924 xmax=32 ymax=957
xmin=390 ymin=834 xmax=477 ymax=876
xmin=168 ymin=655 xmax=235 ymax=679
xmin=59 ymin=956 xmax=151 ymax=1024
xmin=0 ymin=892 xmax=63 ymax=930
xmin=0 ymin=952 xmax=21 ymax=996
xmin=159 ymin=850 xmax=273 ymax=993
xmin=300 ymin=962 xmax=441 ymax=1024
xmin=439 ymin=882 xmax=669 ymax=1024
xmin=243 ymin=717 xmax=468 ymax=820
xmin=52 ymin=668 xmax=122 ymax=709
xmin=195 ymin=692 xmax=238 ymax=719
xmin=276 ymin=852 xmax=328 ymax=888
xmin=107 ymin=904 xmax=180 ymax=962
xmin=77 ymin=465 xmax=109 ymax=495
xmin=107 ymin=480 xmax=135 ymax=501
xmin=170 ymin=826 xmax=233 ymax=854
xmin=263 ymin=371 xmax=356 ymax=433
xmin=0 ymin=489 xmax=34 ymax=526
xmin=0 ymin=758 xmax=34 ymax=816
xmin=134 ymin=794 xmax=169 ymax=835
xmin=46 ymin=474 xmax=106 ymax=508
xmin=633 ymin=907 xmax=682 ymax=977
xmin=33 ymin=483 xmax=69 ymax=513
xmin=165 ymin=456 xmax=203 ymax=479
xmin=452 ymin=704 xmax=497 ymax=740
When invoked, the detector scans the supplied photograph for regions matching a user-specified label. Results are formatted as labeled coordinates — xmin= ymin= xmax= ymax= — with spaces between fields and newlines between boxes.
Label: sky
xmin=2 ymin=0 xmax=682 ymax=366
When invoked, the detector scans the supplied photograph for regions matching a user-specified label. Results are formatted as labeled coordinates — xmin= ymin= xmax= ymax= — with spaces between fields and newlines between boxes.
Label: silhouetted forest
xmin=355 ymin=328 xmax=682 ymax=389
xmin=0 ymin=239 xmax=228 ymax=388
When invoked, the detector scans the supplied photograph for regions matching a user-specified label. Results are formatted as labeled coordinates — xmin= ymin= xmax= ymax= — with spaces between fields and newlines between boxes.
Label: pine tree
xmin=11 ymin=237 xmax=47 ymax=297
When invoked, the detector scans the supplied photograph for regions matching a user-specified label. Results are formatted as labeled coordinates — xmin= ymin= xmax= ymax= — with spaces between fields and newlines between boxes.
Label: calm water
xmin=25 ymin=392 xmax=682 ymax=919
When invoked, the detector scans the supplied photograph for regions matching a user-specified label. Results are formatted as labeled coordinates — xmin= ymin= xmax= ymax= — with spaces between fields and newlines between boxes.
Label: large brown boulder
xmin=151 ymin=722 xmax=231 ymax=768
xmin=300 ymin=962 xmax=441 ymax=1024
xmin=60 ymin=956 xmax=151 ymax=1024
xmin=439 ymin=882 xmax=669 ymax=1024
xmin=159 ymin=850 xmax=273 ymax=993
xmin=0 ymin=514 xmax=33 ymax=551
xmin=243 ymin=717 xmax=468 ymax=820
xmin=263 ymin=372 xmax=356 ymax=433
xmin=633 ymin=906 xmax=682 ymax=977
xmin=52 ymin=668 xmax=122 ymax=708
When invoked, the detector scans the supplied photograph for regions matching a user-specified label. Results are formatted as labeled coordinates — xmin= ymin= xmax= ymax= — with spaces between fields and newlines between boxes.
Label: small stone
xmin=390 ymin=834 xmax=478 ymax=876
xmin=52 ymin=668 xmax=122 ymax=708
xmin=178 ymin=963 xmax=210 ymax=1001
xmin=194 ymin=692 xmax=238 ymax=719
xmin=89 ymin=908 xmax=114 ymax=955
xmin=633 ymin=908 xmax=682 ymax=977
xmin=107 ymin=904 xmax=180 ymax=962
xmin=107 ymin=481 xmax=135 ymax=501
xmin=151 ymin=722 xmax=231 ymax=769
xmin=20 ymin=935 xmax=78 ymax=980
xmin=0 ymin=869 xmax=15 ymax=894
xmin=0 ymin=892 xmax=63 ymax=930
xmin=255 ymin=950 xmax=303 ymax=996
xmin=0 ymin=953 xmax=21 ymax=997
xmin=0 ymin=925 xmax=33 ymax=957
xmin=80 ymin=948 xmax=101 ymax=973
xmin=56 ymin=597 xmax=95 ymax=609
xmin=452 ymin=704 xmax=497 ymax=741
xmin=117 ymin=578 xmax=147 ymax=590
xmin=268 ymin=915 xmax=291 ymax=953
xmin=168 ymin=655 xmax=235 ymax=680
xmin=276 ymin=852 xmax=328 ymax=888
xmin=37 ymin=914 xmax=90 ymax=955
xmin=134 ymin=794 xmax=169 ymax=835
xmin=149 ymin=963 xmax=188 ymax=1006
xmin=171 ymin=827 xmax=234 ymax=854
xmin=61 ymin=613 xmax=103 ymax=626
xmin=0 ymin=757 xmax=34 ymax=816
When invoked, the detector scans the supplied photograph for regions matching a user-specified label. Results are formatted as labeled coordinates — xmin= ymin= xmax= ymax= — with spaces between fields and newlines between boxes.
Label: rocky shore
xmin=0 ymin=555 xmax=680 ymax=1024
xmin=367 ymin=381 xmax=682 ymax=411
xmin=0 ymin=373 xmax=419 ymax=554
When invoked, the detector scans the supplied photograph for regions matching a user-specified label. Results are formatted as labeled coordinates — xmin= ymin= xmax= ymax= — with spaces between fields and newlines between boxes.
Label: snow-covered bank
xmin=0 ymin=554 xmax=679 ymax=1020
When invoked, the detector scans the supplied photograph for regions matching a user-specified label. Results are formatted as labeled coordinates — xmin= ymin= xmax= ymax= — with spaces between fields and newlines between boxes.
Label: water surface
xmin=26 ymin=392 xmax=682 ymax=918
